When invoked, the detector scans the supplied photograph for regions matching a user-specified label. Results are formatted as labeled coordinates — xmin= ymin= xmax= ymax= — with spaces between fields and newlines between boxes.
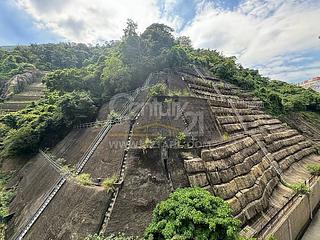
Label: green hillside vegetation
xmin=0 ymin=91 xmax=96 ymax=156
xmin=0 ymin=19 xmax=319 ymax=158
xmin=182 ymin=49 xmax=320 ymax=115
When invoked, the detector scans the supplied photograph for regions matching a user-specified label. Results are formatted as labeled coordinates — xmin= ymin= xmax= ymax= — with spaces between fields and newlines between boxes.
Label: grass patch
xmin=306 ymin=164 xmax=320 ymax=176
xmin=289 ymin=182 xmax=310 ymax=195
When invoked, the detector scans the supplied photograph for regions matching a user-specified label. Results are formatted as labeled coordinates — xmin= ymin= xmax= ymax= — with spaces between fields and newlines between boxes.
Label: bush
xmin=176 ymin=131 xmax=186 ymax=146
xmin=152 ymin=135 xmax=166 ymax=147
xmin=76 ymin=173 xmax=93 ymax=186
xmin=108 ymin=110 xmax=120 ymax=123
xmin=148 ymin=83 xmax=168 ymax=97
xmin=144 ymin=137 xmax=153 ymax=148
xmin=290 ymin=183 xmax=310 ymax=195
xmin=145 ymin=187 xmax=241 ymax=240
xmin=223 ymin=132 xmax=229 ymax=141
xmin=306 ymin=164 xmax=320 ymax=176
xmin=102 ymin=176 xmax=118 ymax=192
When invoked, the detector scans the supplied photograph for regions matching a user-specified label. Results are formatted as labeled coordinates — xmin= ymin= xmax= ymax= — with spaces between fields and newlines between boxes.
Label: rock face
xmin=7 ymin=68 xmax=320 ymax=240
xmin=0 ymin=69 xmax=42 ymax=99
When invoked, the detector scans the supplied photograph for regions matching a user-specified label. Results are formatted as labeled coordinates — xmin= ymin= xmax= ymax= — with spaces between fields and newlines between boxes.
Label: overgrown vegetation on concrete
xmin=306 ymin=164 xmax=320 ymax=176
xmin=0 ymin=172 xmax=15 ymax=238
xmin=175 ymin=131 xmax=186 ymax=146
xmin=289 ymin=183 xmax=310 ymax=195
xmin=101 ymin=176 xmax=118 ymax=192
xmin=0 ymin=91 xmax=97 ymax=156
xmin=76 ymin=173 xmax=93 ymax=186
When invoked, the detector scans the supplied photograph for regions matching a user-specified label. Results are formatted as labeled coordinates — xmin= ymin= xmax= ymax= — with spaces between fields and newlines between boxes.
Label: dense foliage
xmin=145 ymin=187 xmax=241 ymax=240
xmin=0 ymin=43 xmax=107 ymax=94
xmin=0 ymin=91 xmax=96 ymax=156
xmin=42 ymin=21 xmax=188 ymax=101
xmin=0 ymin=172 xmax=14 ymax=218
xmin=0 ymin=172 xmax=15 ymax=238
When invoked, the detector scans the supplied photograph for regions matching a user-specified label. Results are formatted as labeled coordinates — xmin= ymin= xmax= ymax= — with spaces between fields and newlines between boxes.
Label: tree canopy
xmin=145 ymin=187 xmax=241 ymax=240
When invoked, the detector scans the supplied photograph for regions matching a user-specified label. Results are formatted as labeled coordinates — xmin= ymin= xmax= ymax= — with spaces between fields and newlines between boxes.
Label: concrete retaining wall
xmin=268 ymin=178 xmax=320 ymax=240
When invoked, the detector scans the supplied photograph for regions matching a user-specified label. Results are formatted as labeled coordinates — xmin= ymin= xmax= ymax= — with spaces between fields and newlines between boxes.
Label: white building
xmin=298 ymin=77 xmax=320 ymax=92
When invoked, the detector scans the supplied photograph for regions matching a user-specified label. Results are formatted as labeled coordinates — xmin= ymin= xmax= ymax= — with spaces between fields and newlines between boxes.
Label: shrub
xmin=76 ymin=173 xmax=93 ymax=186
xmin=102 ymin=176 xmax=118 ymax=192
xmin=176 ymin=131 xmax=186 ymax=146
xmin=0 ymin=91 xmax=97 ymax=157
xmin=306 ymin=164 xmax=320 ymax=176
xmin=145 ymin=187 xmax=241 ymax=240
xmin=144 ymin=137 xmax=153 ymax=148
xmin=148 ymin=83 xmax=167 ymax=97
xmin=290 ymin=183 xmax=310 ymax=195
xmin=222 ymin=132 xmax=229 ymax=141
xmin=108 ymin=110 xmax=120 ymax=123
xmin=152 ymin=135 xmax=166 ymax=147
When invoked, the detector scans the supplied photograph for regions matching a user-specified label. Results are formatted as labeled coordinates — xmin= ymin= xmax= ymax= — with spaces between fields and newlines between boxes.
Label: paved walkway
xmin=301 ymin=209 xmax=320 ymax=240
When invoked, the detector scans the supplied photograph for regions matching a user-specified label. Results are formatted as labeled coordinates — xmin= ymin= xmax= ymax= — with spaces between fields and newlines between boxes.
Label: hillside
xmin=1 ymin=21 xmax=320 ymax=240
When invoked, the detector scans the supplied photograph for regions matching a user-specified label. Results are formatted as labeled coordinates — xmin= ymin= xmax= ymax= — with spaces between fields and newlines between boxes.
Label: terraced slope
xmin=7 ymin=69 xmax=320 ymax=240
xmin=178 ymin=68 xmax=319 ymax=238
xmin=0 ymin=80 xmax=45 ymax=115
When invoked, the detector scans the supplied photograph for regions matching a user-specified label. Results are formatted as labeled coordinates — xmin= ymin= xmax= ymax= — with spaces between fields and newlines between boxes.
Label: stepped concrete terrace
xmin=7 ymin=68 xmax=320 ymax=240
xmin=0 ymin=78 xmax=46 ymax=115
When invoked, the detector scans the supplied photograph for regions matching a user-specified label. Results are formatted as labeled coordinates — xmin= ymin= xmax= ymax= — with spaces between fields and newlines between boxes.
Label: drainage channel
xmin=99 ymin=95 xmax=151 ymax=235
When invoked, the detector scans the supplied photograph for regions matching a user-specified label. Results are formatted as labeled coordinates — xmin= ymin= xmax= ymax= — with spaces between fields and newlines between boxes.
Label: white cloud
xmin=14 ymin=0 xmax=182 ymax=43
xmin=182 ymin=0 xmax=320 ymax=82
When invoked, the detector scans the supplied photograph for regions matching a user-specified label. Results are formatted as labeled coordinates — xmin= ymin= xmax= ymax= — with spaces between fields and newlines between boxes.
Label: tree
xmin=145 ymin=187 xmax=241 ymax=240
xmin=141 ymin=23 xmax=174 ymax=57
xmin=121 ymin=19 xmax=141 ymax=66
xmin=123 ymin=19 xmax=138 ymax=38
xmin=176 ymin=36 xmax=192 ymax=48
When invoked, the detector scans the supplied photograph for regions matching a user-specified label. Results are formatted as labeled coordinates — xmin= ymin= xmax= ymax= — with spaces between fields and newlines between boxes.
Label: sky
xmin=0 ymin=0 xmax=319 ymax=83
